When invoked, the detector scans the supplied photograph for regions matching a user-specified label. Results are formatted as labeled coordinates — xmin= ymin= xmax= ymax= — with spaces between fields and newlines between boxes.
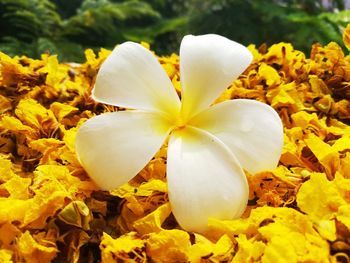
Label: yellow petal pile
xmin=1 ymin=25 xmax=350 ymax=261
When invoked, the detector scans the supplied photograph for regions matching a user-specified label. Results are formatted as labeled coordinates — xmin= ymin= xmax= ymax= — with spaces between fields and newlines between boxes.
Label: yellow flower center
xmin=174 ymin=115 xmax=187 ymax=129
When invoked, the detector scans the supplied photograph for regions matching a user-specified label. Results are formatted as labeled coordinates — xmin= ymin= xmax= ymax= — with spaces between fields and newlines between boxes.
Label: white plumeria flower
xmin=75 ymin=34 xmax=283 ymax=233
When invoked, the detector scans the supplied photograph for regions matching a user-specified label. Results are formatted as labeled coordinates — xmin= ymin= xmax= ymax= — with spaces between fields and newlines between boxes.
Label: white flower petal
xmin=190 ymin=99 xmax=284 ymax=174
xmin=75 ymin=111 xmax=172 ymax=190
xmin=93 ymin=42 xmax=181 ymax=116
xmin=180 ymin=34 xmax=252 ymax=120
xmin=167 ymin=126 xmax=248 ymax=233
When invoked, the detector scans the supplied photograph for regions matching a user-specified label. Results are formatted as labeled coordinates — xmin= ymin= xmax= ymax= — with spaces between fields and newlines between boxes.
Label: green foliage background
xmin=1 ymin=0 xmax=350 ymax=61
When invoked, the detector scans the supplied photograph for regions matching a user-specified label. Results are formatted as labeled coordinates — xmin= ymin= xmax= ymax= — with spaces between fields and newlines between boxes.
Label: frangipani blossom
xmin=75 ymin=34 xmax=283 ymax=233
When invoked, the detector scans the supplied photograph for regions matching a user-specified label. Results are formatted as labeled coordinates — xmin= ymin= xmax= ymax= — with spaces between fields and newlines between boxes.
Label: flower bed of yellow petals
xmin=1 ymin=27 xmax=350 ymax=263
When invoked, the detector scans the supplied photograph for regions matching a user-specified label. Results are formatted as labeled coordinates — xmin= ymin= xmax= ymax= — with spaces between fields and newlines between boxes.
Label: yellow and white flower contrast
xmin=75 ymin=34 xmax=284 ymax=233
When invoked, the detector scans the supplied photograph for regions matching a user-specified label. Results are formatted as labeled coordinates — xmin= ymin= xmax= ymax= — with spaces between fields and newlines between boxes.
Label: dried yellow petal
xmin=343 ymin=23 xmax=350 ymax=51
xmin=146 ymin=230 xmax=190 ymax=263
xmin=17 ymin=231 xmax=57 ymax=263
xmin=100 ymin=232 xmax=145 ymax=262
xmin=133 ymin=203 xmax=171 ymax=235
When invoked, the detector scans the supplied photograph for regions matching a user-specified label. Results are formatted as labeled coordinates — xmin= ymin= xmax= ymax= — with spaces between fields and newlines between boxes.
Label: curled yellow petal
xmin=17 ymin=231 xmax=57 ymax=263
xmin=100 ymin=232 xmax=145 ymax=262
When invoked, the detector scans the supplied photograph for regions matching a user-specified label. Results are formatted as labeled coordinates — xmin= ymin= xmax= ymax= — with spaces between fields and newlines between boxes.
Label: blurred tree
xmin=50 ymin=0 xmax=83 ymax=18
xmin=0 ymin=0 xmax=188 ymax=60
xmin=61 ymin=0 xmax=188 ymax=54
xmin=187 ymin=0 xmax=350 ymax=54
xmin=0 ymin=0 xmax=84 ymax=60
xmin=61 ymin=0 xmax=161 ymax=47
xmin=0 ymin=0 xmax=60 ymax=41
xmin=0 ymin=0 xmax=350 ymax=61
xmin=141 ymin=0 xmax=189 ymax=54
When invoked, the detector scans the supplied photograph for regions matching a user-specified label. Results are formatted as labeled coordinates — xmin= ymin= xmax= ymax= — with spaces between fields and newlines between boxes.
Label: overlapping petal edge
xmin=75 ymin=34 xmax=284 ymax=233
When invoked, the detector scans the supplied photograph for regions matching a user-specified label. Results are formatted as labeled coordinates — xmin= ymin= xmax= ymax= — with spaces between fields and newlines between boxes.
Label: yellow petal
xmin=304 ymin=134 xmax=340 ymax=176
xmin=316 ymin=220 xmax=337 ymax=241
xmin=0 ymin=156 xmax=17 ymax=182
xmin=111 ymin=179 xmax=167 ymax=198
xmin=0 ymin=223 xmax=20 ymax=249
xmin=133 ymin=203 xmax=171 ymax=235
xmin=296 ymin=172 xmax=350 ymax=240
xmin=208 ymin=207 xmax=330 ymax=261
xmin=57 ymin=201 xmax=92 ymax=229
xmin=0 ymin=249 xmax=13 ymax=263
xmin=63 ymin=127 xmax=78 ymax=153
xmin=15 ymin=99 xmax=56 ymax=128
xmin=0 ymin=116 xmax=35 ymax=135
xmin=146 ymin=229 xmax=190 ymax=263
xmin=1 ymin=175 xmax=31 ymax=199
xmin=297 ymin=173 xmax=345 ymax=221
xmin=258 ymin=63 xmax=281 ymax=87
xmin=17 ymin=231 xmax=57 ymax=263
xmin=0 ymin=94 xmax=11 ymax=114
xmin=343 ymin=23 xmax=350 ymax=51
xmin=189 ymin=234 xmax=234 ymax=263
xmin=0 ymin=199 xmax=30 ymax=225
xmin=50 ymin=102 xmax=78 ymax=122
xmin=100 ymin=232 xmax=145 ymax=262
xmin=336 ymin=205 xmax=350 ymax=230
xmin=232 ymin=235 xmax=265 ymax=263
xmin=332 ymin=137 xmax=350 ymax=152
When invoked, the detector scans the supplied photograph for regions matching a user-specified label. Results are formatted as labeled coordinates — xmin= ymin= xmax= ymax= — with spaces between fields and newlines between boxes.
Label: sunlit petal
xmin=93 ymin=42 xmax=181 ymax=116
xmin=190 ymin=99 xmax=283 ymax=174
xmin=180 ymin=34 xmax=252 ymax=120
xmin=167 ymin=126 xmax=248 ymax=233
xmin=75 ymin=111 xmax=172 ymax=190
